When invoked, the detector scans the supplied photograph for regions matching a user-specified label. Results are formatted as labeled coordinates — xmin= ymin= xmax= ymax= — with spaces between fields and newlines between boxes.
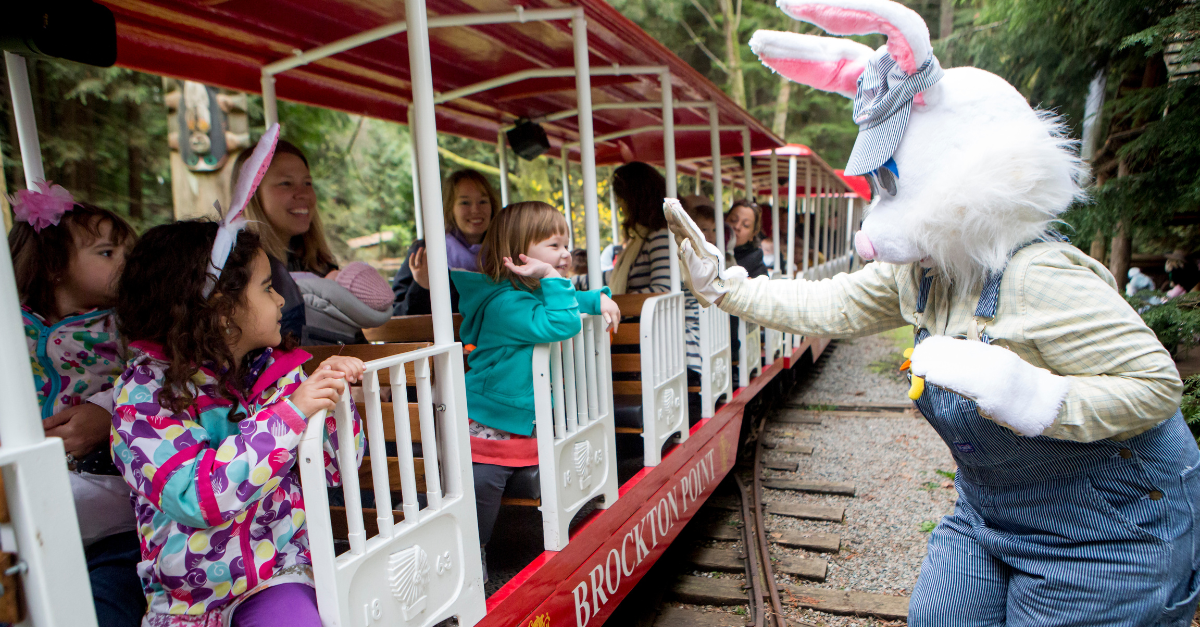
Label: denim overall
xmin=906 ymin=266 xmax=1200 ymax=626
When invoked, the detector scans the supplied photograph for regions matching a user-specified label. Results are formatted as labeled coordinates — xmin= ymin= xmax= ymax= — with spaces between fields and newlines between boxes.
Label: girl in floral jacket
xmin=8 ymin=182 xmax=143 ymax=627
xmin=112 ymin=221 xmax=364 ymax=627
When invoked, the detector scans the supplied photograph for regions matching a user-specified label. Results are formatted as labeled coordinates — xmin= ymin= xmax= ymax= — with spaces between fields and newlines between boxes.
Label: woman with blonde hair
xmin=392 ymin=169 xmax=500 ymax=315
xmin=233 ymin=139 xmax=392 ymax=344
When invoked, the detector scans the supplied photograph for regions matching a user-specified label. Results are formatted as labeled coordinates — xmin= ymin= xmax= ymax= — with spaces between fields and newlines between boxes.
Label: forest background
xmin=0 ymin=0 xmax=1196 ymax=286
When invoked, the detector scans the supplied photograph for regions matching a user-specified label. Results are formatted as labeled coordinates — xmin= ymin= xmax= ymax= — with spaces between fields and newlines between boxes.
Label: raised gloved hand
xmin=679 ymin=239 xmax=748 ymax=307
xmin=664 ymin=198 xmax=747 ymax=307
xmin=909 ymin=335 xmax=1069 ymax=437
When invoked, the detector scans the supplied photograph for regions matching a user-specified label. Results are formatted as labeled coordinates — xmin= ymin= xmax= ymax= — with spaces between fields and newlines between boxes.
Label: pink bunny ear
xmin=775 ymin=0 xmax=932 ymax=75
xmin=750 ymin=30 xmax=874 ymax=97
xmin=226 ymin=123 xmax=280 ymax=222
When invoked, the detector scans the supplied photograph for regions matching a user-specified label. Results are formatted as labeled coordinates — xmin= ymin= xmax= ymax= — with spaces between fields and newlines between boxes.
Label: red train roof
xmin=101 ymin=0 xmax=783 ymax=165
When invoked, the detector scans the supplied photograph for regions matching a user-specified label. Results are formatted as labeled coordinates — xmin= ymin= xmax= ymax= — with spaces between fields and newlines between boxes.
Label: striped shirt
xmin=580 ymin=229 xmax=701 ymax=369
xmin=721 ymin=242 xmax=1182 ymax=442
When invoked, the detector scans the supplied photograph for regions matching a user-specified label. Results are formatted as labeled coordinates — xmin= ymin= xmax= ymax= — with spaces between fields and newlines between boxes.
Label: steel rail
xmin=752 ymin=416 xmax=788 ymax=627
xmin=734 ymin=474 xmax=767 ymax=627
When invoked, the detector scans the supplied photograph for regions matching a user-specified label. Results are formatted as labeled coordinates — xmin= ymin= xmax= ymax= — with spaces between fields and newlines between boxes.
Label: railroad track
xmin=612 ymin=398 xmax=919 ymax=627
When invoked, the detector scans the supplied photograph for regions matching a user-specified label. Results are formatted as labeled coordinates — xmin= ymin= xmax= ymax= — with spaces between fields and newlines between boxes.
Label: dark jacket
xmin=270 ymin=256 xmax=306 ymax=340
xmin=391 ymin=239 xmax=462 ymax=315
xmin=733 ymin=240 xmax=770 ymax=279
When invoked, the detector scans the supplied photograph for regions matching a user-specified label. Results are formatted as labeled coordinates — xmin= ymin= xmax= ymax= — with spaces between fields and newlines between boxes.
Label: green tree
xmin=946 ymin=0 xmax=1200 ymax=290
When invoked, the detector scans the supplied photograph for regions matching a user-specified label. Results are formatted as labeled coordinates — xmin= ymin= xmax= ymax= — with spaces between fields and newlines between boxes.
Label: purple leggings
xmin=232 ymin=583 xmax=321 ymax=627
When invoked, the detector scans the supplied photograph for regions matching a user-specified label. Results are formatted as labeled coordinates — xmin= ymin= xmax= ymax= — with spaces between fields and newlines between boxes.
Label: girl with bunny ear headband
xmin=670 ymin=1 xmax=1200 ymax=624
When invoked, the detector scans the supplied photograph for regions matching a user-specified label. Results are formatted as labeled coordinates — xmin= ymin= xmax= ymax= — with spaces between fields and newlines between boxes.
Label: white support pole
xmin=816 ymin=170 xmax=825 ymax=268
xmin=786 ymin=156 xmax=797 ymax=280
xmin=406 ymin=0 xmax=453 ymax=345
xmin=497 ymin=129 xmax=510 ymax=207
xmin=661 ymin=71 xmax=679 ymax=292
xmin=609 ymin=172 xmax=619 ymax=246
xmin=741 ymin=128 xmax=752 ymax=202
xmin=709 ymin=104 xmax=725 ymax=257
xmin=408 ymin=108 xmax=424 ymax=240
xmin=770 ymin=149 xmax=780 ymax=271
xmin=561 ymin=146 xmax=574 ymax=251
xmin=261 ymin=73 xmax=279 ymax=128
xmin=5 ymin=52 xmax=45 ymax=188
xmin=573 ymin=8 xmax=602 ymax=292
xmin=846 ymin=197 xmax=854 ymax=262
xmin=802 ymin=160 xmax=812 ymax=274
xmin=694 ymin=166 xmax=702 ymax=195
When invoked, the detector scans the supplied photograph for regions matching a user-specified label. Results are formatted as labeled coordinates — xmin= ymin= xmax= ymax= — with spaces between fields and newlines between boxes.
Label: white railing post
xmin=741 ymin=128 xmax=752 ymax=201
xmin=661 ymin=71 xmax=680 ymax=292
xmin=261 ymin=72 xmax=279 ymax=128
xmin=771 ymin=149 xmax=780 ymax=271
xmin=573 ymin=9 xmax=602 ymax=289
xmin=407 ymin=0 xmax=453 ymax=345
xmin=609 ymin=175 xmax=619 ymax=249
xmin=802 ymin=159 xmax=811 ymax=276
xmin=709 ymin=104 xmax=725 ymax=257
xmin=5 ymin=52 xmax=45 ymax=188
xmin=787 ymin=156 xmax=798 ymax=279
xmin=561 ymin=145 xmax=574 ymax=251
xmin=409 ymin=108 xmax=425 ymax=241
xmin=497 ymin=129 xmax=510 ymax=207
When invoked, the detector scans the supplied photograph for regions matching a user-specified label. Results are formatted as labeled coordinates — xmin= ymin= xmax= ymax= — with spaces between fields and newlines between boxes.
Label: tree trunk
xmin=772 ymin=74 xmax=792 ymax=137
xmin=1108 ymin=160 xmax=1132 ymax=292
xmin=126 ymin=101 xmax=144 ymax=220
xmin=1089 ymin=229 xmax=1107 ymax=263
xmin=718 ymin=0 xmax=746 ymax=108
xmin=771 ymin=21 xmax=799 ymax=137
xmin=939 ymin=0 xmax=954 ymax=39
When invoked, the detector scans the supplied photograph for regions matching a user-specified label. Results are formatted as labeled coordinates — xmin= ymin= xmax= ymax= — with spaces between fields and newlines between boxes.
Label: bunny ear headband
xmin=203 ymin=123 xmax=280 ymax=298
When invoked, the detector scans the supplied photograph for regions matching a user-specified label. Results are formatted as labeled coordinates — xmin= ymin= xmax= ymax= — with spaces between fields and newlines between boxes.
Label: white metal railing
xmin=532 ymin=314 xmax=619 ymax=551
xmin=637 ymin=293 xmax=689 ymax=466
xmin=764 ymin=272 xmax=785 ymax=366
xmin=697 ymin=304 xmax=732 ymax=418
xmin=300 ymin=343 xmax=485 ymax=627
xmin=737 ymin=317 xmax=763 ymax=388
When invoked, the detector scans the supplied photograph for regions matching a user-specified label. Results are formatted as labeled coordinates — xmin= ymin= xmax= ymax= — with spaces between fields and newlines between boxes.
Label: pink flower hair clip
xmin=7 ymin=181 xmax=77 ymax=232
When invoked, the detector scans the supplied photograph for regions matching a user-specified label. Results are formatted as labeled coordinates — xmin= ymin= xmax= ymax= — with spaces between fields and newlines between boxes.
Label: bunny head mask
xmin=750 ymin=0 xmax=1086 ymax=287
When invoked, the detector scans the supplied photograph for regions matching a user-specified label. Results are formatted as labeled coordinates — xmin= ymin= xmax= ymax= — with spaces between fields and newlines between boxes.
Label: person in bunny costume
xmin=665 ymin=0 xmax=1200 ymax=624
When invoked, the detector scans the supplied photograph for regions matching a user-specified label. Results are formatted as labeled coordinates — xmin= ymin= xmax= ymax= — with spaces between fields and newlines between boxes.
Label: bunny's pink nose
xmin=855 ymin=231 xmax=876 ymax=260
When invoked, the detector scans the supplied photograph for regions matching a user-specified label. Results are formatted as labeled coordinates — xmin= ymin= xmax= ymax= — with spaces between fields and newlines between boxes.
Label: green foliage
xmin=1 ymin=60 xmax=173 ymax=232
xmin=919 ymin=521 xmax=937 ymax=533
xmin=948 ymin=0 xmax=1200 ymax=251
xmin=935 ymin=469 xmax=956 ymax=479
xmin=1180 ymin=374 xmax=1200 ymax=443
xmin=1125 ymin=291 xmax=1200 ymax=356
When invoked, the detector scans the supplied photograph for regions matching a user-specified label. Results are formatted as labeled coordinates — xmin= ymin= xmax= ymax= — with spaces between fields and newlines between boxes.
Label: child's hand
xmin=44 ymin=403 xmax=113 ymax=457
xmin=599 ymin=294 xmax=621 ymax=334
xmin=504 ymin=254 xmax=560 ymax=280
xmin=410 ymin=246 xmax=430 ymax=289
xmin=320 ymin=355 xmax=365 ymax=384
xmin=292 ymin=366 xmax=349 ymax=417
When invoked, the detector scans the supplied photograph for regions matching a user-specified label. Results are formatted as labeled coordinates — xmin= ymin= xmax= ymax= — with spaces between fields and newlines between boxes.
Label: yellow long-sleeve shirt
xmin=721 ymin=241 xmax=1182 ymax=442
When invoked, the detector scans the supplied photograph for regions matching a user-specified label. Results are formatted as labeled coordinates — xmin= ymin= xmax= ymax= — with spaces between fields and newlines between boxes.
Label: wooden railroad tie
xmin=783 ymin=402 xmax=913 ymax=413
xmin=669 ymin=576 xmax=909 ymax=620
xmin=703 ymin=497 xmax=845 ymax=523
xmin=770 ymin=444 xmax=815 ymax=455
xmin=761 ymin=480 xmax=856 ymax=497
xmin=700 ymin=524 xmax=841 ymax=553
xmin=652 ymin=606 xmax=747 ymax=627
xmin=686 ymin=547 xmax=827 ymax=581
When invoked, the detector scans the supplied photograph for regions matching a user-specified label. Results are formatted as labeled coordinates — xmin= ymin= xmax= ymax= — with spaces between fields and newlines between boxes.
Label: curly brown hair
xmin=9 ymin=203 xmax=136 ymax=320
xmin=116 ymin=221 xmax=295 ymax=419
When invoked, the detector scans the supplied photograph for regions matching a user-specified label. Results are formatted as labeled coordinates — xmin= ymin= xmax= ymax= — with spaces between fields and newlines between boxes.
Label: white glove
xmin=909 ymin=335 xmax=1069 ymax=437
xmin=680 ymin=238 xmax=748 ymax=308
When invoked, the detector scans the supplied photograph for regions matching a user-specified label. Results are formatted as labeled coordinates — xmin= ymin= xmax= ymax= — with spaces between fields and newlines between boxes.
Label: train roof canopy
xmin=101 ymin=0 xmax=784 ymax=166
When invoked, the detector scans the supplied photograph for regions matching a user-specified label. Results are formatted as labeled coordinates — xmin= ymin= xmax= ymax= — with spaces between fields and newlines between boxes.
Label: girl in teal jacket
xmin=450 ymin=201 xmax=619 ymax=573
